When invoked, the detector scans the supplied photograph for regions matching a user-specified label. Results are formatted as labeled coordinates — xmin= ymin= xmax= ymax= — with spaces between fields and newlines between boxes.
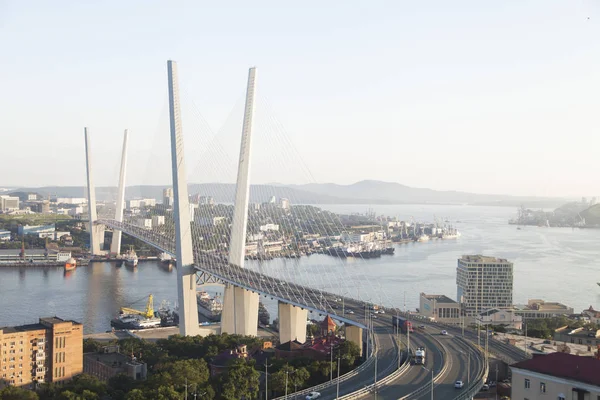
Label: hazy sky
xmin=1 ymin=1 xmax=599 ymax=197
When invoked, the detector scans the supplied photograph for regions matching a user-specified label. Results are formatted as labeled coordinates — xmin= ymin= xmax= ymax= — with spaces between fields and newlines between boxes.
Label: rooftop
xmin=460 ymin=255 xmax=510 ymax=264
xmin=0 ymin=317 xmax=80 ymax=333
xmin=85 ymin=351 xmax=142 ymax=367
xmin=555 ymin=326 xmax=600 ymax=339
xmin=512 ymin=352 xmax=600 ymax=387
xmin=422 ymin=294 xmax=457 ymax=304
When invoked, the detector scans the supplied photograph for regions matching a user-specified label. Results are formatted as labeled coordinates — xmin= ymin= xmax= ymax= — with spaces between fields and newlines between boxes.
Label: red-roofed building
xmin=510 ymin=352 xmax=600 ymax=400
xmin=321 ymin=316 xmax=337 ymax=336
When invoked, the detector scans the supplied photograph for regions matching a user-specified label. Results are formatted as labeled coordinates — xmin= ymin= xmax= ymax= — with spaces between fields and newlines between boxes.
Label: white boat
xmin=196 ymin=291 xmax=223 ymax=321
xmin=159 ymin=252 xmax=173 ymax=264
xmin=124 ymin=247 xmax=138 ymax=267
xmin=417 ymin=234 xmax=430 ymax=242
xmin=132 ymin=317 xmax=161 ymax=329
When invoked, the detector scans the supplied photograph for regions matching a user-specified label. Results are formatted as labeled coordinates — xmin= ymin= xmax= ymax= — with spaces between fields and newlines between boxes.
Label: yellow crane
xmin=121 ymin=294 xmax=154 ymax=319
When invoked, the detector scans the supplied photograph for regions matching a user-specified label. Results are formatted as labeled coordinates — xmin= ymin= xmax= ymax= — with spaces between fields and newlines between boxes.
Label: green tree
xmin=107 ymin=374 xmax=138 ymax=394
xmin=124 ymin=390 xmax=145 ymax=400
xmin=154 ymin=359 xmax=209 ymax=388
xmin=156 ymin=386 xmax=180 ymax=400
xmin=56 ymin=391 xmax=78 ymax=400
xmin=270 ymin=365 xmax=310 ymax=394
xmin=82 ymin=339 xmax=103 ymax=354
xmin=0 ymin=386 xmax=39 ymax=400
xmin=219 ymin=359 xmax=260 ymax=400
xmin=337 ymin=340 xmax=361 ymax=368
xmin=62 ymin=374 xmax=107 ymax=396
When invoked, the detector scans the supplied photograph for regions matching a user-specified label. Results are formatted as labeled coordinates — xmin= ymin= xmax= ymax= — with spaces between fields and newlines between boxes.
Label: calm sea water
xmin=0 ymin=204 xmax=598 ymax=334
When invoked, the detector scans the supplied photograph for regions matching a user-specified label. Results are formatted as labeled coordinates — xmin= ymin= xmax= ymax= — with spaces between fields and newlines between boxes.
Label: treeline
xmin=0 ymin=334 xmax=361 ymax=400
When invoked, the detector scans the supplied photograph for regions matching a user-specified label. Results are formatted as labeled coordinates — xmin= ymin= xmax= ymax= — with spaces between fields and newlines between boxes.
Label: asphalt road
xmin=106 ymin=220 xmax=521 ymax=400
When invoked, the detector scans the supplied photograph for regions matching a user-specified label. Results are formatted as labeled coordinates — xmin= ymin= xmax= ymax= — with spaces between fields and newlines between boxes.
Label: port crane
xmin=120 ymin=294 xmax=154 ymax=319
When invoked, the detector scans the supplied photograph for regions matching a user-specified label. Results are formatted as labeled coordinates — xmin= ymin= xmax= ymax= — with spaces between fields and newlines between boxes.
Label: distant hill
xmin=15 ymin=180 xmax=566 ymax=207
xmin=14 ymin=184 xmax=355 ymax=204
xmin=580 ymin=204 xmax=600 ymax=225
xmin=286 ymin=180 xmax=565 ymax=207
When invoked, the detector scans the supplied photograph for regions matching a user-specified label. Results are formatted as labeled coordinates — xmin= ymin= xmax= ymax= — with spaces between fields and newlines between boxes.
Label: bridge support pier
xmin=221 ymin=284 xmax=259 ymax=337
xmin=345 ymin=325 xmax=363 ymax=355
xmin=278 ymin=302 xmax=308 ymax=344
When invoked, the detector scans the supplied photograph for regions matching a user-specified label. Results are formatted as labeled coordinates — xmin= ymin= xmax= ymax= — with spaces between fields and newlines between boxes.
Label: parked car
xmin=347 ymin=310 xmax=355 ymax=314
xmin=454 ymin=381 xmax=464 ymax=389
xmin=379 ymin=310 xmax=385 ymax=314
xmin=441 ymin=330 xmax=448 ymax=335
xmin=306 ymin=392 xmax=321 ymax=399
xmin=418 ymin=325 xmax=426 ymax=329
xmin=481 ymin=384 xmax=489 ymax=391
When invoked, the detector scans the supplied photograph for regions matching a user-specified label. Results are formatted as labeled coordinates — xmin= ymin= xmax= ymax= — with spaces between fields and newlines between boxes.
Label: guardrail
xmin=397 ymin=333 xmax=452 ymax=400
xmin=272 ymin=328 xmax=377 ymax=400
xmin=337 ymin=341 xmax=410 ymax=400
xmin=453 ymin=337 xmax=489 ymax=400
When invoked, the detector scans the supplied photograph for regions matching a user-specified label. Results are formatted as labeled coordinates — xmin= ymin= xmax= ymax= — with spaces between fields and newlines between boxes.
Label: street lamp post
xmin=336 ymin=356 xmax=341 ymax=399
xmin=264 ymin=361 xmax=273 ymax=400
xmin=284 ymin=370 xmax=289 ymax=400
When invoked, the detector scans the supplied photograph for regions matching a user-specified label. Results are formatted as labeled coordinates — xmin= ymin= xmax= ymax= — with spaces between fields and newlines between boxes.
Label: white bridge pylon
xmin=94 ymin=61 xmax=367 ymax=344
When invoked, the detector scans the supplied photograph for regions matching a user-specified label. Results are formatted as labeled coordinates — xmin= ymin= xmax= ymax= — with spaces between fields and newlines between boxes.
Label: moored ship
xmin=196 ymin=291 xmax=223 ymax=321
xmin=64 ymin=257 xmax=77 ymax=271
xmin=159 ymin=252 xmax=173 ymax=264
xmin=124 ymin=247 xmax=138 ymax=267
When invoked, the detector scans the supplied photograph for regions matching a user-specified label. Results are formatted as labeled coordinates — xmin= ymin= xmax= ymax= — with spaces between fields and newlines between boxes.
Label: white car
xmin=441 ymin=330 xmax=448 ymax=335
xmin=306 ymin=392 xmax=321 ymax=399
xmin=379 ymin=310 xmax=385 ymax=314
xmin=347 ymin=309 xmax=355 ymax=314
xmin=455 ymin=380 xmax=464 ymax=389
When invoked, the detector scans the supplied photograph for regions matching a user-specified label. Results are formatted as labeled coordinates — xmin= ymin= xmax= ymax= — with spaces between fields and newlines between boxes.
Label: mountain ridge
xmin=12 ymin=180 xmax=567 ymax=207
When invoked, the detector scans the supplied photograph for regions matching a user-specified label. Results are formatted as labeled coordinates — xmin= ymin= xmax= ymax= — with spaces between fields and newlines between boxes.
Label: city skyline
xmin=1 ymin=1 xmax=599 ymax=197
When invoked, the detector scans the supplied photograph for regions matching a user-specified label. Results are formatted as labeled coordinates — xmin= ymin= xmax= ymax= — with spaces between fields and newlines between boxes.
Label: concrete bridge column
xmin=345 ymin=325 xmax=363 ymax=354
xmin=278 ymin=302 xmax=308 ymax=344
xmin=221 ymin=284 xmax=259 ymax=337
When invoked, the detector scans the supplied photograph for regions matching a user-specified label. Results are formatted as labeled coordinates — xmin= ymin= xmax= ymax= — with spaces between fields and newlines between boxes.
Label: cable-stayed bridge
xmin=79 ymin=60 xmax=526 ymax=399
xmin=85 ymin=60 xmax=374 ymax=348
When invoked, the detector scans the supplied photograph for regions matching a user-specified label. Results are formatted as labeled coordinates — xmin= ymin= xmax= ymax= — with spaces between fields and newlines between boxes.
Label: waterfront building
xmin=259 ymin=223 xmax=279 ymax=232
xmin=134 ymin=218 xmax=152 ymax=230
xmin=127 ymin=198 xmax=156 ymax=209
xmin=554 ymin=326 xmax=600 ymax=346
xmin=582 ymin=306 xmax=600 ymax=324
xmin=197 ymin=216 xmax=226 ymax=227
xmin=477 ymin=308 xmax=522 ymax=330
xmin=513 ymin=299 xmax=575 ymax=320
xmin=456 ymin=255 xmax=514 ymax=316
xmin=55 ymin=198 xmax=87 ymax=205
xmin=510 ymin=352 xmax=600 ymax=400
xmin=83 ymin=345 xmax=146 ymax=382
xmin=419 ymin=293 xmax=461 ymax=325
xmin=0 ymin=317 xmax=83 ymax=388
xmin=151 ymin=215 xmax=166 ymax=227
xmin=0 ymin=196 xmax=19 ymax=212
xmin=198 ymin=196 xmax=215 ymax=206
xmin=18 ymin=224 xmax=55 ymax=236
xmin=162 ymin=188 xmax=174 ymax=206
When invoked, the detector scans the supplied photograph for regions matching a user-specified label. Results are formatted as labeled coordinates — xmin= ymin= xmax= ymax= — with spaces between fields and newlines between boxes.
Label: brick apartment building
xmin=0 ymin=317 xmax=83 ymax=388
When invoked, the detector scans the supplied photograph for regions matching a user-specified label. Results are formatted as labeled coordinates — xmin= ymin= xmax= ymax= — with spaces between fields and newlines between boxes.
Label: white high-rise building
xmin=456 ymin=255 xmax=514 ymax=316
xmin=0 ymin=195 xmax=19 ymax=211
xmin=163 ymin=188 xmax=174 ymax=206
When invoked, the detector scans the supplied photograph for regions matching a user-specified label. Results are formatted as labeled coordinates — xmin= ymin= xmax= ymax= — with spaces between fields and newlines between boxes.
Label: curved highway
xmin=100 ymin=219 xmax=523 ymax=400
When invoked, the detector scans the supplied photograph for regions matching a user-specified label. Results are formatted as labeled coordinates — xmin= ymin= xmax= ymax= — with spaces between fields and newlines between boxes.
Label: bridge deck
xmin=98 ymin=219 xmax=368 ymax=328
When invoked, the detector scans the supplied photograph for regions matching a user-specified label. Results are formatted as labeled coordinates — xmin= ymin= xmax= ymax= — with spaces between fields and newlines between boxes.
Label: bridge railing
xmin=271 ymin=328 xmax=377 ymax=400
